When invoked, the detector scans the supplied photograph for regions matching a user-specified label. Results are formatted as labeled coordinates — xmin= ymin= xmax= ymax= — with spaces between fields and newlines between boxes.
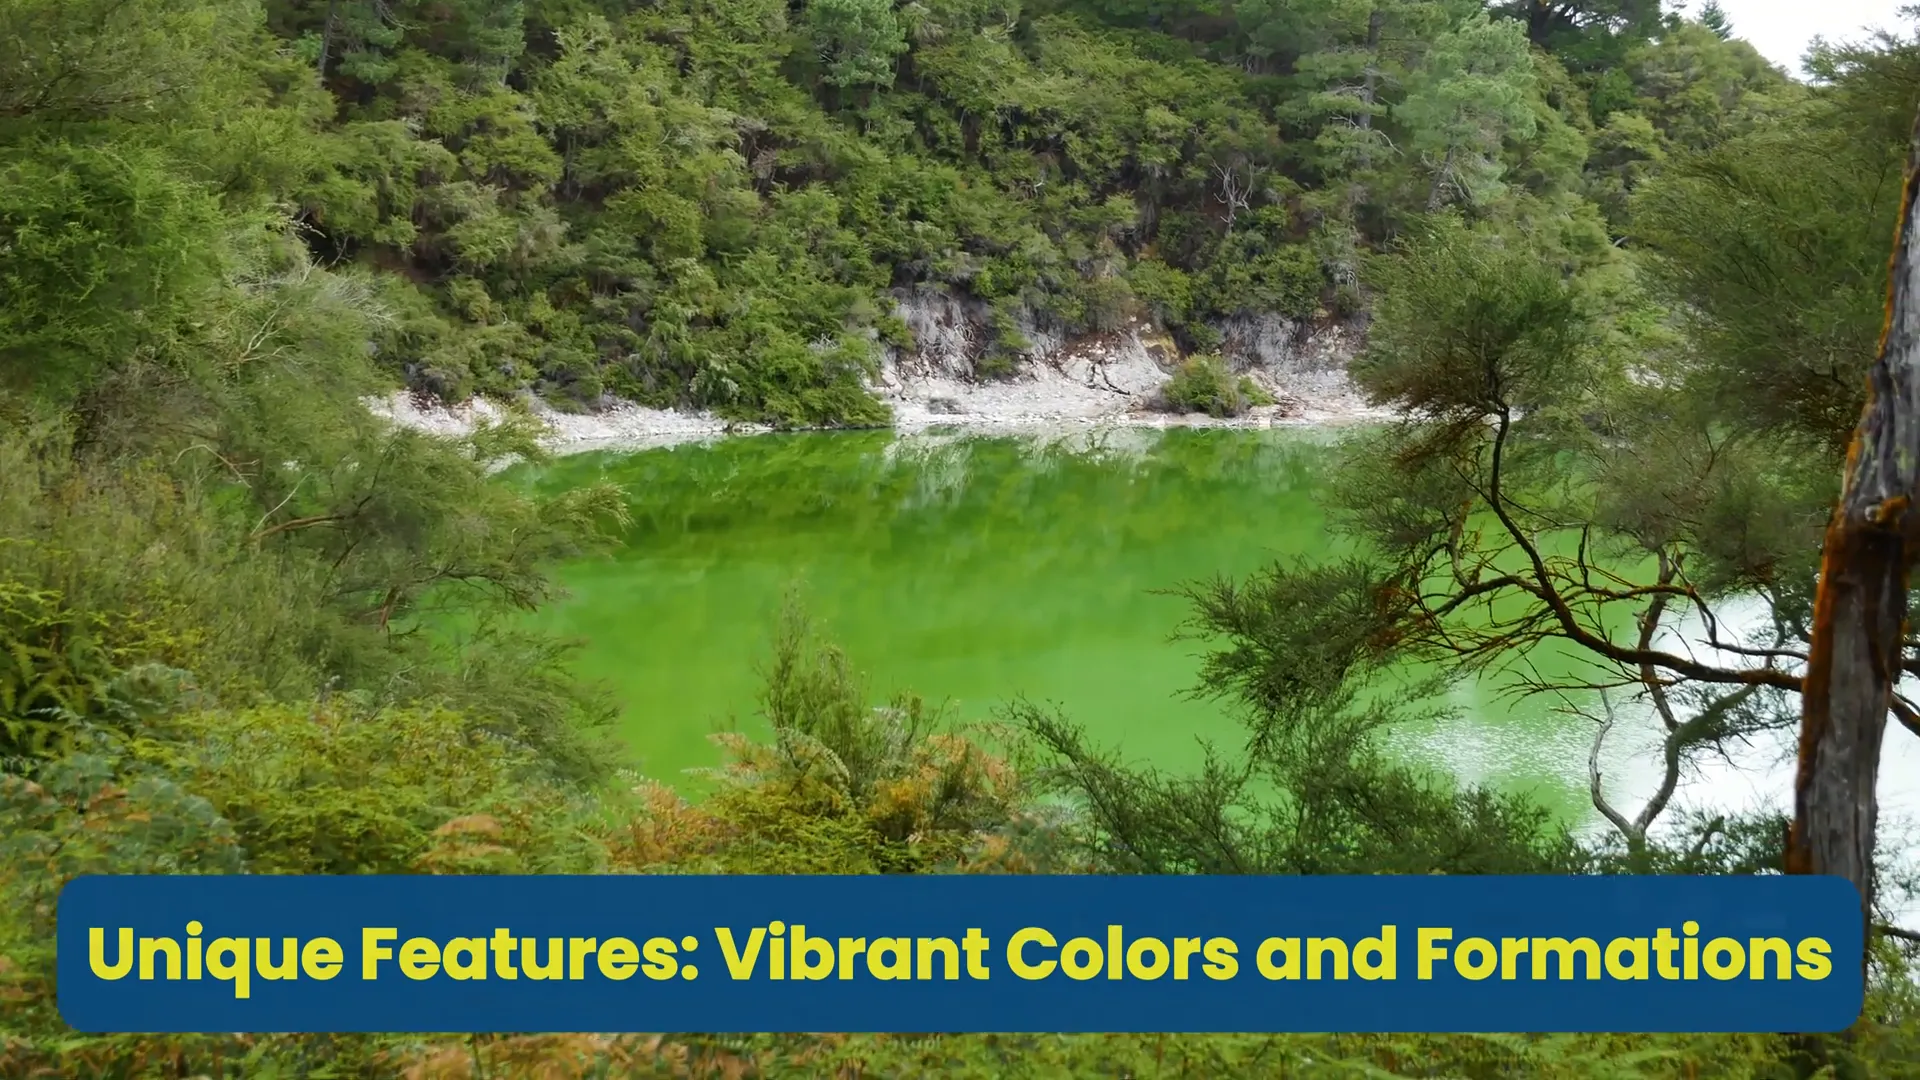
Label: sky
xmin=1696 ymin=0 xmax=1913 ymax=73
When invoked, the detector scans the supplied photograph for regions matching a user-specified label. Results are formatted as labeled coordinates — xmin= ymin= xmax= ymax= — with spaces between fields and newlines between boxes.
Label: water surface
xmin=512 ymin=426 xmax=1920 ymax=845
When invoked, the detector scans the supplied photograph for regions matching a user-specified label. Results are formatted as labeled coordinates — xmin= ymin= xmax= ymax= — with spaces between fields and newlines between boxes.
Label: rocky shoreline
xmin=369 ymin=374 xmax=1391 ymax=458
xmin=368 ymin=304 xmax=1391 ymax=455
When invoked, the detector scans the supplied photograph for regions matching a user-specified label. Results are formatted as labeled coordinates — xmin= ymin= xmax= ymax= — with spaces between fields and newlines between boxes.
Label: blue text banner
xmin=57 ymin=874 xmax=1864 ymax=1033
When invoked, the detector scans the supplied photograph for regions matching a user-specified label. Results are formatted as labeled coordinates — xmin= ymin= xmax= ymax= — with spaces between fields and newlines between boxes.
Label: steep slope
xmin=267 ymin=0 xmax=1794 ymax=428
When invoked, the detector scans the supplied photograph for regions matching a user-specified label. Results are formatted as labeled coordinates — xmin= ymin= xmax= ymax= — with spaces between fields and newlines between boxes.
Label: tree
xmin=1240 ymin=29 xmax=1920 ymax=966
xmin=298 ymin=0 xmax=404 ymax=83
xmin=0 ymin=140 xmax=226 ymax=401
xmin=1697 ymin=1 xmax=1731 ymax=41
xmin=1282 ymin=1 xmax=1458 ymax=216
xmin=1014 ymin=555 xmax=1584 ymax=877
xmin=1787 ymin=102 xmax=1920 ymax=966
xmin=0 ymin=0 xmax=256 ymax=126
xmin=1619 ymin=22 xmax=1797 ymax=156
xmin=1270 ymin=207 xmax=1832 ymax=879
xmin=1492 ymin=0 xmax=1666 ymax=60
xmin=275 ymin=0 xmax=525 ymax=88
xmin=1397 ymin=12 xmax=1539 ymax=210
xmin=807 ymin=0 xmax=909 ymax=90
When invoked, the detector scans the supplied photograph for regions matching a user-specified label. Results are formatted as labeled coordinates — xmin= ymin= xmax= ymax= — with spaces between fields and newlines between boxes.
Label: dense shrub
xmin=1159 ymin=355 xmax=1274 ymax=418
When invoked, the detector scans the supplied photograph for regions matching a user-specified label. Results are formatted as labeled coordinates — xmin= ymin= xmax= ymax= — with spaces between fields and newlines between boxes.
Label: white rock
xmin=364 ymin=292 xmax=1393 ymax=457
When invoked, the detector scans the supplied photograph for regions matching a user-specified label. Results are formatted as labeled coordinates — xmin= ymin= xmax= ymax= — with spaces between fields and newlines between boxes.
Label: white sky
xmin=1684 ymin=0 xmax=1914 ymax=73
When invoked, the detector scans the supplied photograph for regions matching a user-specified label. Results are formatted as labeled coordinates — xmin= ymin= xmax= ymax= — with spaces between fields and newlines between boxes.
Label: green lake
xmin=509 ymin=425 xmax=1920 ymax=838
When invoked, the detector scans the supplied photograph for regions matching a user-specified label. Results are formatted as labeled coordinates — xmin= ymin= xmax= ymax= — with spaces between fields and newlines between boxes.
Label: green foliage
xmin=132 ymin=701 xmax=606 ymax=875
xmin=1015 ymin=554 xmax=1588 ymax=877
xmin=0 ymin=0 xmax=263 ymax=128
xmin=1698 ymin=2 xmax=1732 ymax=41
xmin=0 ymin=579 xmax=119 ymax=759
xmin=1493 ymin=0 xmax=1668 ymax=71
xmin=615 ymin=597 xmax=1052 ymax=875
xmin=0 ymin=140 xmax=226 ymax=399
xmin=0 ymin=443 xmax=320 ymax=757
xmin=808 ymin=0 xmax=909 ymax=88
xmin=0 ymin=409 xmax=629 ymax=778
xmin=756 ymin=597 xmax=952 ymax=804
xmin=1204 ymin=229 xmax=1328 ymax=319
xmin=355 ymin=1024 xmax=1920 ymax=1080
xmin=1631 ymin=43 xmax=1908 ymax=451
xmin=1211 ymin=31 xmax=1920 ymax=995
xmin=1160 ymin=354 xmax=1269 ymax=417
xmin=1621 ymin=23 xmax=1797 ymax=155
xmin=1352 ymin=213 xmax=1596 ymax=424
xmin=2 ymin=0 xmax=1797 ymax=421
xmin=0 ymin=700 xmax=602 ymax=1077
xmin=87 ymin=0 xmax=1698 ymax=418
xmin=1399 ymin=12 xmax=1540 ymax=210
xmin=0 ymin=0 xmax=638 ymax=779
xmin=1585 ymin=110 xmax=1665 ymax=227
xmin=0 ymin=731 xmax=248 ymax=1068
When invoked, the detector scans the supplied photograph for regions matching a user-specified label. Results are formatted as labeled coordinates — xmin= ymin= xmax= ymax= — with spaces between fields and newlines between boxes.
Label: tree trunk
xmin=1525 ymin=1 xmax=1561 ymax=48
xmin=1357 ymin=8 xmax=1383 ymax=135
xmin=1339 ymin=8 xmax=1386 ymax=223
xmin=317 ymin=0 xmax=342 ymax=77
xmin=1788 ymin=105 xmax=1920 ymax=972
xmin=1425 ymin=148 xmax=1454 ymax=212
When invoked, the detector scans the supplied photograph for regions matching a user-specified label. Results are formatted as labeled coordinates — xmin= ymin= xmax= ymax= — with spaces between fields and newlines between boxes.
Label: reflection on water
xmin=512 ymin=427 xmax=1336 ymax=791
xmin=512 ymin=427 xmax=1917 ymax=897
xmin=1398 ymin=584 xmax=1920 ymax=919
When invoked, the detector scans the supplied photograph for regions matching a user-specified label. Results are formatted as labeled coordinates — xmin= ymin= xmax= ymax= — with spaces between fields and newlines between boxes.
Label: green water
xmin=512 ymin=425 xmax=1630 ymax=822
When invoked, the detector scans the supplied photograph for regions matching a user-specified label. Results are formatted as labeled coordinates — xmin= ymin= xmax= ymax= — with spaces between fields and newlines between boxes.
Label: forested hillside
xmin=14 ymin=0 xmax=1794 ymax=427
xmin=7 ymin=0 xmax=1920 ymax=1076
